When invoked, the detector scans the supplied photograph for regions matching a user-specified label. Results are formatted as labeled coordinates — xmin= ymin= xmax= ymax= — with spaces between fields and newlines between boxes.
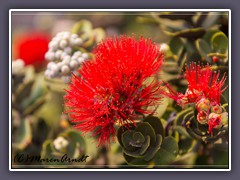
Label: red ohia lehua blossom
xmin=164 ymin=62 xmax=227 ymax=106
xmin=65 ymin=36 xmax=164 ymax=146
xmin=14 ymin=32 xmax=50 ymax=66
xmin=163 ymin=62 xmax=228 ymax=134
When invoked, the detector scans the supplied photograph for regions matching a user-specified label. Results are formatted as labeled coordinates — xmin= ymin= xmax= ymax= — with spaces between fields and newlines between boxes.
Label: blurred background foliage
xmin=11 ymin=11 xmax=229 ymax=169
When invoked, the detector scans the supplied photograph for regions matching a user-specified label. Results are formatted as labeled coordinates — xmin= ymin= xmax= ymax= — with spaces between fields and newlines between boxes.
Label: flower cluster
xmin=44 ymin=31 xmax=88 ymax=80
xmin=14 ymin=32 xmax=50 ymax=66
xmin=164 ymin=63 xmax=228 ymax=134
xmin=65 ymin=36 xmax=164 ymax=146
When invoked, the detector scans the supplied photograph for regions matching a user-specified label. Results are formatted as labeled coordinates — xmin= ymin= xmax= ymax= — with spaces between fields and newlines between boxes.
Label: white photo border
xmin=9 ymin=9 xmax=231 ymax=171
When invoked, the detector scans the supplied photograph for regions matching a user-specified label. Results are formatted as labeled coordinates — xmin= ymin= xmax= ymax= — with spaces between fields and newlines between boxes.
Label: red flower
xmin=14 ymin=32 xmax=50 ymax=66
xmin=208 ymin=113 xmax=222 ymax=134
xmin=185 ymin=63 xmax=227 ymax=104
xmin=65 ymin=36 xmax=164 ymax=146
xmin=164 ymin=63 xmax=228 ymax=106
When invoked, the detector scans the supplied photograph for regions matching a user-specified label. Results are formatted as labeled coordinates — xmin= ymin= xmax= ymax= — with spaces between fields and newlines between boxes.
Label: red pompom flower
xmin=164 ymin=63 xmax=227 ymax=106
xmin=65 ymin=36 xmax=164 ymax=146
xmin=14 ymin=32 xmax=50 ymax=66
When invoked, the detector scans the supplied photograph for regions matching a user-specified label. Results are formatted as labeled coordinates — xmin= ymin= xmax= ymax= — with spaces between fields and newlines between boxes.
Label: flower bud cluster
xmin=195 ymin=97 xmax=228 ymax=133
xmin=44 ymin=31 xmax=89 ymax=80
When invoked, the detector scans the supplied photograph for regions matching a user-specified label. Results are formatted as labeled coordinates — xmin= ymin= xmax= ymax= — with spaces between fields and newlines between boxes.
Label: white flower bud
xmin=15 ymin=59 xmax=25 ymax=67
xmin=160 ymin=43 xmax=170 ymax=52
xmin=45 ymin=51 xmax=55 ymax=61
xmin=82 ymin=53 xmax=88 ymax=60
xmin=64 ymin=47 xmax=72 ymax=54
xmin=59 ymin=40 xmax=68 ymax=49
xmin=74 ymin=38 xmax=83 ymax=46
xmin=61 ymin=65 xmax=70 ymax=75
xmin=53 ymin=36 xmax=61 ymax=44
xmin=48 ymin=71 xmax=56 ymax=78
xmin=63 ymin=55 xmax=71 ymax=62
xmin=12 ymin=59 xmax=25 ymax=74
xmin=56 ymin=32 xmax=63 ymax=38
xmin=53 ymin=136 xmax=69 ymax=151
xmin=62 ymin=58 xmax=71 ymax=65
xmin=50 ymin=64 xmax=59 ymax=73
xmin=47 ymin=62 xmax=55 ymax=69
xmin=55 ymin=50 xmax=63 ymax=59
xmin=77 ymin=57 xmax=84 ymax=64
xmin=71 ymin=56 xmax=78 ymax=62
xmin=57 ymin=62 xmax=64 ymax=69
xmin=71 ymin=34 xmax=78 ymax=39
xmin=49 ymin=41 xmax=58 ymax=50
xmin=70 ymin=60 xmax=79 ymax=69
xmin=60 ymin=52 xmax=68 ymax=60
xmin=62 ymin=32 xmax=71 ymax=40
xmin=69 ymin=38 xmax=76 ymax=46
xmin=73 ymin=51 xmax=82 ymax=57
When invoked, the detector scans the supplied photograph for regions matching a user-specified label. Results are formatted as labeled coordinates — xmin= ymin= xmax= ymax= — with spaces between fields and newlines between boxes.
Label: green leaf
xmin=154 ymin=136 xmax=178 ymax=165
xmin=172 ymin=125 xmax=191 ymax=137
xmin=174 ymin=107 xmax=193 ymax=125
xmin=121 ymin=130 xmax=135 ymax=150
xmin=207 ymin=52 xmax=227 ymax=59
xmin=139 ymin=136 xmax=151 ymax=155
xmin=143 ymin=134 xmax=162 ymax=161
xmin=165 ymin=27 xmax=205 ymax=38
xmin=196 ymin=39 xmax=211 ymax=58
xmin=35 ymin=91 xmax=64 ymax=130
xmin=133 ymin=132 xmax=145 ymax=143
xmin=178 ymin=137 xmax=195 ymax=155
xmin=15 ymin=80 xmax=34 ymax=104
xmin=135 ymin=122 xmax=156 ymax=147
xmin=162 ymin=61 xmax=179 ymax=74
xmin=203 ymin=29 xmax=221 ymax=43
xmin=117 ymin=123 xmax=135 ymax=147
xmin=185 ymin=52 xmax=202 ymax=65
xmin=222 ymin=103 xmax=229 ymax=111
xmin=154 ymin=97 xmax=169 ymax=118
xmin=161 ymin=136 xmax=179 ymax=155
xmin=41 ymin=140 xmax=64 ymax=166
xmin=23 ymin=96 xmax=47 ymax=116
xmin=169 ymin=37 xmax=184 ymax=55
xmin=123 ymin=153 xmax=148 ymax=166
xmin=143 ymin=116 xmax=165 ymax=139
xmin=92 ymin=28 xmax=106 ymax=43
xmin=211 ymin=32 xmax=228 ymax=54
xmin=66 ymin=130 xmax=86 ymax=157
xmin=32 ymin=118 xmax=48 ymax=144
xmin=71 ymin=20 xmax=93 ymax=35
xmin=123 ymin=149 xmax=143 ymax=158
xmin=13 ymin=118 xmax=32 ymax=150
